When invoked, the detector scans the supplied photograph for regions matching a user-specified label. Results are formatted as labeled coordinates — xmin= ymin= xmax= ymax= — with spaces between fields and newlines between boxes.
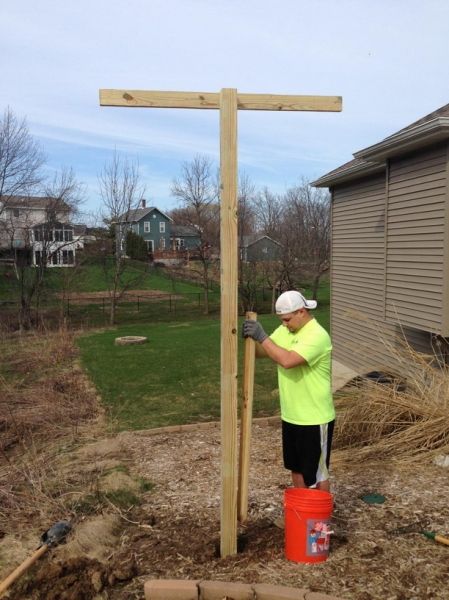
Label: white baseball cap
xmin=275 ymin=290 xmax=317 ymax=315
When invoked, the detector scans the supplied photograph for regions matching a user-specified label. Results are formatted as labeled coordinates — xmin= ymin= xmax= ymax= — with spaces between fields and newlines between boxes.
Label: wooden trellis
xmin=99 ymin=88 xmax=342 ymax=557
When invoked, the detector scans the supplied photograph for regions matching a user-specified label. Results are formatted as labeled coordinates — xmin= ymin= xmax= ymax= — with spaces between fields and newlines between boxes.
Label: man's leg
xmin=317 ymin=479 xmax=330 ymax=492
xmin=291 ymin=471 xmax=306 ymax=488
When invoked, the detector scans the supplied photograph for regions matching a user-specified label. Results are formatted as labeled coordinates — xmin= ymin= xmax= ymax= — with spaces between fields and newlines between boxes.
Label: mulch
xmin=104 ymin=422 xmax=449 ymax=599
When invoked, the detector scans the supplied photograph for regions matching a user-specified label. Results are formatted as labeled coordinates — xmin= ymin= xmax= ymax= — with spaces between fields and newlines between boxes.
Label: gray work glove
xmin=242 ymin=320 xmax=268 ymax=343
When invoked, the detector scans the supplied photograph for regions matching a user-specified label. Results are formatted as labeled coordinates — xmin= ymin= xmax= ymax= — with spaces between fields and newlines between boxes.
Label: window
xmin=160 ymin=237 xmax=166 ymax=250
xmin=36 ymin=227 xmax=53 ymax=241
xmin=144 ymin=222 xmax=150 ymax=233
xmin=146 ymin=240 xmax=154 ymax=252
xmin=262 ymin=247 xmax=268 ymax=254
xmin=51 ymin=252 xmax=58 ymax=265
xmin=13 ymin=208 xmax=20 ymax=217
xmin=35 ymin=250 xmax=42 ymax=265
xmin=159 ymin=222 xmax=165 ymax=233
xmin=62 ymin=250 xmax=74 ymax=265
xmin=54 ymin=228 xmax=73 ymax=242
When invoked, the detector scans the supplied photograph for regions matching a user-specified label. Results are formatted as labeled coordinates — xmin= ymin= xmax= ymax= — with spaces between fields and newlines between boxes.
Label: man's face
xmin=279 ymin=309 xmax=305 ymax=332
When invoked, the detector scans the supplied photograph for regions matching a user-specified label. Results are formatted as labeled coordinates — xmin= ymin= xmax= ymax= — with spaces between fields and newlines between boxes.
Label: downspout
xmin=383 ymin=159 xmax=390 ymax=323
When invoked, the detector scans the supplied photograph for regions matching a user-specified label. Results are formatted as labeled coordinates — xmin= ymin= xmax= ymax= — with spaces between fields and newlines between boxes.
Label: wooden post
xmin=99 ymin=87 xmax=341 ymax=558
xmin=219 ymin=88 xmax=238 ymax=557
xmin=238 ymin=311 xmax=257 ymax=523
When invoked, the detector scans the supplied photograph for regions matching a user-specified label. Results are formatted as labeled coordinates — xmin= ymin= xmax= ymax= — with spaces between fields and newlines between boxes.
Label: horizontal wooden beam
xmin=99 ymin=89 xmax=342 ymax=112
xmin=238 ymin=93 xmax=342 ymax=112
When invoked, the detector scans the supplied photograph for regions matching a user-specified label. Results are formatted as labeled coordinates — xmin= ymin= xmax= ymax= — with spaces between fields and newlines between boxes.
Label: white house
xmin=0 ymin=196 xmax=81 ymax=267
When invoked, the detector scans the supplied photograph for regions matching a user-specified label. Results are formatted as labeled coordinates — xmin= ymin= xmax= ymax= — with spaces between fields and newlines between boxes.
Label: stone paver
xmin=200 ymin=580 xmax=254 ymax=600
xmin=144 ymin=580 xmax=347 ymax=600
xmin=144 ymin=579 xmax=199 ymax=600
xmin=253 ymin=583 xmax=307 ymax=599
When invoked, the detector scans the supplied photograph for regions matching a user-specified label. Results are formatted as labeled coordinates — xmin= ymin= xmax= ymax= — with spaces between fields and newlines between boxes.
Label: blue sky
xmin=2 ymin=0 xmax=449 ymax=218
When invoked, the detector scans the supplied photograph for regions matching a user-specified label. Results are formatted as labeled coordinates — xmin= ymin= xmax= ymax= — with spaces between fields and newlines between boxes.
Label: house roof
xmin=392 ymin=102 xmax=449 ymax=136
xmin=118 ymin=206 xmax=173 ymax=223
xmin=73 ymin=224 xmax=87 ymax=235
xmin=313 ymin=102 xmax=449 ymax=187
xmin=33 ymin=221 xmax=74 ymax=229
xmin=1 ymin=196 xmax=71 ymax=210
xmin=241 ymin=234 xmax=281 ymax=247
xmin=171 ymin=224 xmax=199 ymax=237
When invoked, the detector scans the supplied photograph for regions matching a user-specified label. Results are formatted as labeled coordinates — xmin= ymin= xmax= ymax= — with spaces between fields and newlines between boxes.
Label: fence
xmin=0 ymin=288 xmax=278 ymax=329
xmin=0 ymin=289 xmax=275 ymax=330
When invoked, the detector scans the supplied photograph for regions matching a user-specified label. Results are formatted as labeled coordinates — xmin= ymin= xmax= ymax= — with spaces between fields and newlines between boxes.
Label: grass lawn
xmin=59 ymin=263 xmax=207 ymax=294
xmin=77 ymin=304 xmax=330 ymax=431
xmin=0 ymin=262 xmax=207 ymax=300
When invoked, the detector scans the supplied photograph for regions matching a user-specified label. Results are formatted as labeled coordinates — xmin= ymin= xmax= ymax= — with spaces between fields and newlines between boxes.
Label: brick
xmin=199 ymin=580 xmax=254 ymax=600
xmin=253 ymin=583 xmax=307 ymax=600
xmin=144 ymin=579 xmax=199 ymax=600
xmin=195 ymin=422 xmax=218 ymax=430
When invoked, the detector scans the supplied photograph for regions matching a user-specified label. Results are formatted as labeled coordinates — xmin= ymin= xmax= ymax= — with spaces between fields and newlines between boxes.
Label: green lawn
xmin=0 ymin=261 xmax=207 ymax=300
xmin=77 ymin=304 xmax=330 ymax=431
xmin=60 ymin=263 xmax=206 ymax=294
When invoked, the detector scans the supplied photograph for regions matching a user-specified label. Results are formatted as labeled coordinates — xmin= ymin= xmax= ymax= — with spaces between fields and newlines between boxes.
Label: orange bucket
xmin=284 ymin=488 xmax=333 ymax=563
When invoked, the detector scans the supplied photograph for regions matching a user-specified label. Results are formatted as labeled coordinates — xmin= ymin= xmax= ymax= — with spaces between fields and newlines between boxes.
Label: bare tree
xmin=171 ymin=155 xmax=219 ymax=314
xmin=237 ymin=172 xmax=259 ymax=312
xmin=13 ymin=167 xmax=85 ymax=329
xmin=238 ymin=172 xmax=257 ymax=245
xmin=0 ymin=107 xmax=45 ymax=216
xmin=283 ymin=180 xmax=331 ymax=299
xmin=253 ymin=187 xmax=283 ymax=240
xmin=99 ymin=152 xmax=146 ymax=324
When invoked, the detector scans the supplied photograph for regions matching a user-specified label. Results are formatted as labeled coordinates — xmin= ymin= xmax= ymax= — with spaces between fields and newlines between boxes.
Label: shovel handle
xmin=434 ymin=534 xmax=449 ymax=546
xmin=0 ymin=544 xmax=48 ymax=596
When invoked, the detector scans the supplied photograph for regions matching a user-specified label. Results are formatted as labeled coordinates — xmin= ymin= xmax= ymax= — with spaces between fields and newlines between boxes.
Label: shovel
xmin=0 ymin=521 xmax=71 ymax=597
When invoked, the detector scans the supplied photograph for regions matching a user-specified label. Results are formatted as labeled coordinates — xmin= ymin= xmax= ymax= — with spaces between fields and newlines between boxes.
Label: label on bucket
xmin=306 ymin=519 xmax=331 ymax=557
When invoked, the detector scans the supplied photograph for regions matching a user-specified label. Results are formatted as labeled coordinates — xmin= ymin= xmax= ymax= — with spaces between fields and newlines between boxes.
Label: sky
xmin=2 ymin=0 xmax=449 ymax=220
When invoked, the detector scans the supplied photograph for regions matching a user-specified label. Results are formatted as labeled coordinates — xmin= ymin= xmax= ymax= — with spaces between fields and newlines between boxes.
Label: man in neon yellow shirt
xmin=243 ymin=290 xmax=334 ymax=492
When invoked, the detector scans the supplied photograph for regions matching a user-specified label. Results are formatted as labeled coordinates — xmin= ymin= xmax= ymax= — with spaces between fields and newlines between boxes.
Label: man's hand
xmin=242 ymin=320 xmax=268 ymax=344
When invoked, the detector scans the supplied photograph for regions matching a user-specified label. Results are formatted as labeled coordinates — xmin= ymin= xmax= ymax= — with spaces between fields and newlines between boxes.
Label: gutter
xmin=312 ymin=160 xmax=384 ymax=188
xmin=313 ymin=117 xmax=449 ymax=188
xmin=354 ymin=117 xmax=449 ymax=161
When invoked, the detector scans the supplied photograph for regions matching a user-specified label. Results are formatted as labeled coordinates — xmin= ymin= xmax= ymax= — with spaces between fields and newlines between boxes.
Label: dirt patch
xmin=59 ymin=290 xmax=181 ymax=304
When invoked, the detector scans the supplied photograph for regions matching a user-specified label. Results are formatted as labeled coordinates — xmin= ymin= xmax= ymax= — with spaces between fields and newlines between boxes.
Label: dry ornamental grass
xmin=334 ymin=338 xmax=449 ymax=464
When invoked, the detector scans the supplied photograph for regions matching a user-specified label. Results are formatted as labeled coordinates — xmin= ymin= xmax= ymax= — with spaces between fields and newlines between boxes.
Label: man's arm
xmin=255 ymin=341 xmax=269 ymax=358
xmin=243 ymin=320 xmax=307 ymax=369
xmin=259 ymin=337 xmax=307 ymax=369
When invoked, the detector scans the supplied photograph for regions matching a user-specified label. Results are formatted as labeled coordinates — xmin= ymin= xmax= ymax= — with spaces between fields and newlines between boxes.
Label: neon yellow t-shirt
xmin=270 ymin=318 xmax=334 ymax=425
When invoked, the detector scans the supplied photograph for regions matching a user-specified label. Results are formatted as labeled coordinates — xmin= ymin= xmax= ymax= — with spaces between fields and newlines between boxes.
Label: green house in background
xmin=117 ymin=202 xmax=172 ymax=255
xmin=240 ymin=234 xmax=281 ymax=262
xmin=170 ymin=224 xmax=201 ymax=251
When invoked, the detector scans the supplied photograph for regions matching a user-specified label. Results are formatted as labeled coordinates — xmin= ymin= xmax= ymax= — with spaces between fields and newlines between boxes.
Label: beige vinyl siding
xmin=331 ymin=173 xmax=436 ymax=374
xmin=385 ymin=143 xmax=448 ymax=335
xmin=332 ymin=174 xmax=390 ymax=373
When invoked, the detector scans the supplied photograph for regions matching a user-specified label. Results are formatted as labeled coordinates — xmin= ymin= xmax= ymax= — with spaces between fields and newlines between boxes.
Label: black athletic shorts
xmin=282 ymin=419 xmax=335 ymax=487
